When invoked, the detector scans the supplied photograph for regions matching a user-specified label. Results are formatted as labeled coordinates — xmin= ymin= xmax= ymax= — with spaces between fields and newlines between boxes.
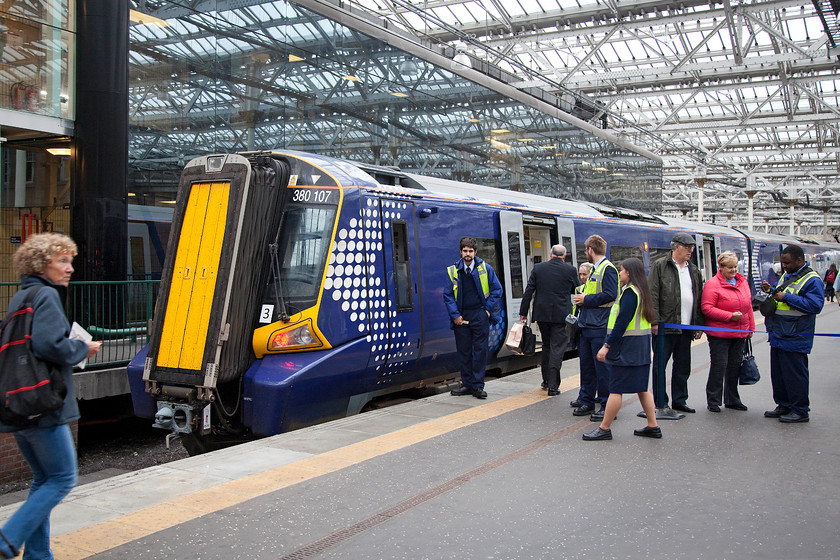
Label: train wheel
xmin=179 ymin=433 xmax=211 ymax=456
xmin=179 ymin=432 xmax=248 ymax=456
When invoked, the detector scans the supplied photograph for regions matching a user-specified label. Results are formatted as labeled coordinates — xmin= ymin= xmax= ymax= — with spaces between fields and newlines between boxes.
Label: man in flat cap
xmin=647 ymin=232 xmax=704 ymax=415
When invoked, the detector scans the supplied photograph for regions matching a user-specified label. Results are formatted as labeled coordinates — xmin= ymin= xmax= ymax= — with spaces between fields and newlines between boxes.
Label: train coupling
xmin=153 ymin=402 xmax=196 ymax=434
xmin=153 ymin=400 xmax=211 ymax=436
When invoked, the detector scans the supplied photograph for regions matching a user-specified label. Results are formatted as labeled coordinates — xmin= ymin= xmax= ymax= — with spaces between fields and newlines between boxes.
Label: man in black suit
xmin=519 ymin=244 xmax=580 ymax=396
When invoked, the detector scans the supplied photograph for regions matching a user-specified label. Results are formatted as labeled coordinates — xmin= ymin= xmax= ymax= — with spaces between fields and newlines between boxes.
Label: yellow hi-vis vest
xmin=584 ymin=258 xmax=618 ymax=308
xmin=775 ymin=270 xmax=821 ymax=316
xmin=607 ymin=284 xmax=652 ymax=336
xmin=571 ymin=284 xmax=585 ymax=315
xmin=447 ymin=262 xmax=490 ymax=300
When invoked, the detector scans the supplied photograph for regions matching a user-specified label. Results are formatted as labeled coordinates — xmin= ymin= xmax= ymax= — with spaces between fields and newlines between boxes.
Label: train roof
xmin=659 ymin=216 xmax=746 ymax=238
xmin=403 ymin=173 xmax=610 ymax=218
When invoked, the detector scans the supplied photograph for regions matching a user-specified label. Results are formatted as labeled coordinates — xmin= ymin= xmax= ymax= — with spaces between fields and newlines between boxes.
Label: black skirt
xmin=607 ymin=363 xmax=650 ymax=394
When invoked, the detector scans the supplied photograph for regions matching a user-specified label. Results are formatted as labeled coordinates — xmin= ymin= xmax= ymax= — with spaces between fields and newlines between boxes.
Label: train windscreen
xmin=269 ymin=195 xmax=338 ymax=311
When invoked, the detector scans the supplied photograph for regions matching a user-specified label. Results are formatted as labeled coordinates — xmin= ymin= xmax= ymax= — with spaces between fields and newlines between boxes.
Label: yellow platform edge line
xmin=52 ymin=375 xmax=580 ymax=559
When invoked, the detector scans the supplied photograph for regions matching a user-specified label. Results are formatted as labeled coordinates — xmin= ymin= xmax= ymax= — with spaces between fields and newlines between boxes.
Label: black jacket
xmin=648 ymin=257 xmax=704 ymax=334
xmin=519 ymin=257 xmax=579 ymax=323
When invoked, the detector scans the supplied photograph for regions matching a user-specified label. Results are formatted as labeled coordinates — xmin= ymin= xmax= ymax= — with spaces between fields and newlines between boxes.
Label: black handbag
xmin=519 ymin=324 xmax=536 ymax=356
xmin=757 ymin=296 xmax=777 ymax=317
xmin=738 ymin=339 xmax=760 ymax=386
xmin=564 ymin=313 xmax=580 ymax=340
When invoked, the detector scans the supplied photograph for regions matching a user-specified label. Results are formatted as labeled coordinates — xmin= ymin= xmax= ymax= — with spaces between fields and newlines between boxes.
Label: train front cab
xmin=245 ymin=164 xmax=433 ymax=436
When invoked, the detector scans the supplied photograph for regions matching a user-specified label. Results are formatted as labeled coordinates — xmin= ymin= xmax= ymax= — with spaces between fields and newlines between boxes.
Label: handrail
xmin=0 ymin=280 xmax=160 ymax=369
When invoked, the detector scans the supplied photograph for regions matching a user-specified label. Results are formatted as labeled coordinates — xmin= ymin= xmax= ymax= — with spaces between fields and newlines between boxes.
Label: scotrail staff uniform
xmin=605 ymin=284 xmax=653 ymax=373
xmin=443 ymin=238 xmax=503 ymax=399
xmin=573 ymin=244 xmax=619 ymax=418
xmin=761 ymin=245 xmax=824 ymax=423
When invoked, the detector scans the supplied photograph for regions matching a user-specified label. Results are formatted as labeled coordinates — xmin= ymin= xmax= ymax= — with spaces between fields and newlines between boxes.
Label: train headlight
xmin=269 ymin=323 xmax=319 ymax=350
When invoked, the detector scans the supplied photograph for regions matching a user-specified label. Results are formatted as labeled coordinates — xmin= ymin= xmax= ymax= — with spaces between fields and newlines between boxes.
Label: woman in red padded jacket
xmin=700 ymin=251 xmax=755 ymax=412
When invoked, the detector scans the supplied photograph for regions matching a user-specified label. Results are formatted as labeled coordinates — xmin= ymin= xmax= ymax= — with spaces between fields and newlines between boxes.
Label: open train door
xmin=555 ymin=217 xmax=577 ymax=270
xmin=499 ymin=210 xmax=527 ymax=357
xmin=694 ymin=233 xmax=721 ymax=281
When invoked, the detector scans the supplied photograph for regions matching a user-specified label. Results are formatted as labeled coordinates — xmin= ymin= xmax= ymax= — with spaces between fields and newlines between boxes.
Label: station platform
xmin=2 ymin=309 xmax=839 ymax=559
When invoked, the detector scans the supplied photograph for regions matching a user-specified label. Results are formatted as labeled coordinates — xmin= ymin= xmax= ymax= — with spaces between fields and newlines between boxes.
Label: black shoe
xmin=582 ymin=427 xmax=612 ymax=441
xmin=707 ymin=404 xmax=721 ymax=412
xmin=541 ymin=382 xmax=548 ymax=390
xmin=472 ymin=389 xmax=488 ymax=399
xmin=450 ymin=386 xmax=472 ymax=396
xmin=779 ymin=412 xmax=809 ymax=423
xmin=590 ymin=408 xmax=609 ymax=422
xmin=573 ymin=404 xmax=595 ymax=416
xmin=725 ymin=403 xmax=748 ymax=411
xmin=634 ymin=426 xmax=662 ymax=438
xmin=764 ymin=406 xmax=790 ymax=418
xmin=672 ymin=404 xmax=695 ymax=413
xmin=570 ymin=399 xmax=582 ymax=408
xmin=547 ymin=389 xmax=560 ymax=396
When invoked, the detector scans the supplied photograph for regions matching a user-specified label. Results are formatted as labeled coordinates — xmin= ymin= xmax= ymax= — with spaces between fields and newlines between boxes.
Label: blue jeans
xmin=1 ymin=424 xmax=77 ymax=560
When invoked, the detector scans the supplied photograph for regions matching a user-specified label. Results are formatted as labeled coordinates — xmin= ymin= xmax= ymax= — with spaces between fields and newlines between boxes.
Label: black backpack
xmin=0 ymin=286 xmax=67 ymax=426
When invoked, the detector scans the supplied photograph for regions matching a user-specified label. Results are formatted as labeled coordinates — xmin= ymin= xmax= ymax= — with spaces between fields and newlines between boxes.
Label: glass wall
xmin=0 ymin=0 xmax=74 ymax=119
xmin=128 ymin=1 xmax=661 ymax=211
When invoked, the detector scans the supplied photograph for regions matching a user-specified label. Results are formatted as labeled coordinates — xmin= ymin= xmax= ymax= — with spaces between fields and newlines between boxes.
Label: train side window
xmin=475 ymin=237 xmax=499 ymax=271
xmin=391 ymin=221 xmax=413 ymax=311
xmin=649 ymin=247 xmax=672 ymax=268
xmin=576 ymin=243 xmax=586 ymax=265
xmin=504 ymin=232 xmax=524 ymax=298
xmin=610 ymin=245 xmax=643 ymax=269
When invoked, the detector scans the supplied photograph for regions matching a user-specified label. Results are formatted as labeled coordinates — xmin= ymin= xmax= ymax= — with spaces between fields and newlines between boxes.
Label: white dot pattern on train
xmin=323 ymin=198 xmax=414 ymax=381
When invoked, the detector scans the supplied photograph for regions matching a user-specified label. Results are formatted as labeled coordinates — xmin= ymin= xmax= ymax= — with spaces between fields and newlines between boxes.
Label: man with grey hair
xmin=519 ymin=244 xmax=579 ymax=395
xmin=648 ymin=232 xmax=704 ymax=415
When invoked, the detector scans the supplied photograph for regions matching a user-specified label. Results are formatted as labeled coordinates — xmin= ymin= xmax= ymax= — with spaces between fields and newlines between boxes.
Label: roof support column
xmin=696 ymin=178 xmax=706 ymax=223
xmin=695 ymin=165 xmax=706 ymax=223
xmin=788 ymin=200 xmax=796 ymax=236
xmin=745 ymin=176 xmax=756 ymax=232
xmin=72 ymin=0 xmax=129 ymax=281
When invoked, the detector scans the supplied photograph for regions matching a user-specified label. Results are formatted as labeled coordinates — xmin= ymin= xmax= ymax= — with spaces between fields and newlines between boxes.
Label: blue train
xmin=127 ymin=150 xmax=840 ymax=452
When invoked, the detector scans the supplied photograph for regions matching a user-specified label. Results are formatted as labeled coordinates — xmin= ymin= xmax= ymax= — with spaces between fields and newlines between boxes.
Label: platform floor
xmin=3 ymin=308 xmax=840 ymax=559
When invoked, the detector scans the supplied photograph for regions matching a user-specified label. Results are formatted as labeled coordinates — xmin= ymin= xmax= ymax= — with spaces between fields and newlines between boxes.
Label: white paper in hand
xmin=70 ymin=322 xmax=93 ymax=369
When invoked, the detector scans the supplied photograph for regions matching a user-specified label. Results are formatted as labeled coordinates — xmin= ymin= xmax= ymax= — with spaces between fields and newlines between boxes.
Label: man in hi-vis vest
xmin=760 ymin=244 xmax=824 ymax=423
xmin=571 ymin=234 xmax=619 ymax=420
xmin=443 ymin=236 xmax=503 ymax=399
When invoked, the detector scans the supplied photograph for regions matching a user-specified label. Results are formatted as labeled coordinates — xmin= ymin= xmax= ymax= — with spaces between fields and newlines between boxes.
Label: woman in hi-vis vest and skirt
xmin=583 ymin=258 xmax=661 ymax=441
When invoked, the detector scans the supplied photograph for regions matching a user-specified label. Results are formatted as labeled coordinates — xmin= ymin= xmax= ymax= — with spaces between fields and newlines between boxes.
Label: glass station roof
xmin=129 ymin=0 xmax=840 ymax=234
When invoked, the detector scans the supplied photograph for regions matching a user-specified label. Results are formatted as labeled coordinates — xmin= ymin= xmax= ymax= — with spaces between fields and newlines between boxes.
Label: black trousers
xmin=453 ymin=307 xmax=490 ymax=390
xmin=770 ymin=346 xmax=810 ymax=416
xmin=537 ymin=321 xmax=569 ymax=391
xmin=705 ymin=336 xmax=746 ymax=407
xmin=652 ymin=331 xmax=693 ymax=408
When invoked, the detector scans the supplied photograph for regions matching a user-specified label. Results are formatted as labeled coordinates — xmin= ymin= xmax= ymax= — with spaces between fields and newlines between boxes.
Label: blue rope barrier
xmin=660 ymin=323 xmax=840 ymax=338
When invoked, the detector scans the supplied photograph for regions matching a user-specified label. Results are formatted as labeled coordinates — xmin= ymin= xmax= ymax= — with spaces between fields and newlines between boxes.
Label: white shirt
xmin=674 ymin=259 xmax=694 ymax=324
